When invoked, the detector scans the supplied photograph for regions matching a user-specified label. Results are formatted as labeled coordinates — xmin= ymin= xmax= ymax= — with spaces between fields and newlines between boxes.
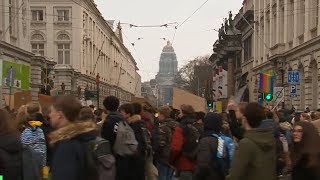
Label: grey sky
xmin=95 ymin=0 xmax=243 ymax=81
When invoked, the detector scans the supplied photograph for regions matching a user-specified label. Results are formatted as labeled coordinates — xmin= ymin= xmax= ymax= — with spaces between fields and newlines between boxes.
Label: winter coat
xmin=194 ymin=132 xmax=224 ymax=180
xmin=0 ymin=133 xmax=23 ymax=180
xmin=49 ymin=121 xmax=97 ymax=180
xmin=312 ymin=119 xmax=320 ymax=136
xmin=20 ymin=120 xmax=47 ymax=167
xmin=101 ymin=111 xmax=123 ymax=146
xmin=170 ymin=115 xmax=197 ymax=171
xmin=292 ymin=154 xmax=320 ymax=180
xmin=153 ymin=118 xmax=179 ymax=165
xmin=126 ymin=115 xmax=146 ymax=180
xmin=227 ymin=128 xmax=277 ymax=180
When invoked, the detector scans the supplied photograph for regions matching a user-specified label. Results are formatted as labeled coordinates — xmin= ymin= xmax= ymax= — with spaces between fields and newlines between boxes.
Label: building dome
xmin=162 ymin=41 xmax=174 ymax=52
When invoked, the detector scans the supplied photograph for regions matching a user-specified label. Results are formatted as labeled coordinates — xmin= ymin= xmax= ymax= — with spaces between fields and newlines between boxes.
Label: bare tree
xmin=174 ymin=55 xmax=212 ymax=95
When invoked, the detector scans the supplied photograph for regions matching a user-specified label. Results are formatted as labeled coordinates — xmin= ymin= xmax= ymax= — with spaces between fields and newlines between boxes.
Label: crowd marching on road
xmin=1 ymin=95 xmax=320 ymax=180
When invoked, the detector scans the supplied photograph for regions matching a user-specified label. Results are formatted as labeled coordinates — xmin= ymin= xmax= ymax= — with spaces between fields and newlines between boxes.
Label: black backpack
xmin=181 ymin=123 xmax=201 ymax=160
xmin=84 ymin=137 xmax=116 ymax=180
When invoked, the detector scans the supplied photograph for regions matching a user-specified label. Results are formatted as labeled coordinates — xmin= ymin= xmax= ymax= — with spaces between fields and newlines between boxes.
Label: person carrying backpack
xmin=170 ymin=104 xmax=198 ymax=180
xmin=18 ymin=102 xmax=48 ymax=176
xmin=119 ymin=103 xmax=145 ymax=180
xmin=153 ymin=106 xmax=179 ymax=180
xmin=195 ymin=112 xmax=226 ymax=180
xmin=48 ymin=95 xmax=100 ymax=180
xmin=132 ymin=103 xmax=158 ymax=180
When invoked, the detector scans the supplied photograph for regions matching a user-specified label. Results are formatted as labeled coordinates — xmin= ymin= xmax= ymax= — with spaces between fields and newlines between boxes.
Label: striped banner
xmin=258 ymin=73 xmax=274 ymax=93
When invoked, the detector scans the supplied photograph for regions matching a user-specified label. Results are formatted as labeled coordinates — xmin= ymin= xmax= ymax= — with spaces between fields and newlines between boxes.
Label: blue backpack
xmin=211 ymin=133 xmax=235 ymax=176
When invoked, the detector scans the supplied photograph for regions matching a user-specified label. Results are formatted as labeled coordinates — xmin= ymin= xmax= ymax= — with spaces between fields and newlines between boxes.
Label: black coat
xmin=0 ymin=133 xmax=23 ymax=180
xmin=194 ymin=131 xmax=225 ymax=180
xmin=101 ymin=112 xmax=123 ymax=146
xmin=50 ymin=121 xmax=97 ymax=180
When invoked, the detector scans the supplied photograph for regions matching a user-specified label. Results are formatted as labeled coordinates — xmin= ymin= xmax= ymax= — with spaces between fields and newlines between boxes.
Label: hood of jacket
xmin=0 ymin=133 xmax=22 ymax=153
xmin=49 ymin=121 xmax=97 ymax=146
xmin=244 ymin=128 xmax=275 ymax=151
xmin=259 ymin=119 xmax=280 ymax=138
xmin=128 ymin=115 xmax=142 ymax=124
xmin=180 ymin=115 xmax=196 ymax=125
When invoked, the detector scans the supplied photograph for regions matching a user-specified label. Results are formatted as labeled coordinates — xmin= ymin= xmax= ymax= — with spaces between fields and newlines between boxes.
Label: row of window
xmin=31 ymin=43 xmax=70 ymax=65
xmin=31 ymin=9 xmax=70 ymax=22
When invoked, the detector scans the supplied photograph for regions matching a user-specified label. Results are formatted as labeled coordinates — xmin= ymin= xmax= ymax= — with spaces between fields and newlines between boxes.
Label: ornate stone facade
xmin=29 ymin=0 xmax=141 ymax=107
xmin=156 ymin=41 xmax=178 ymax=106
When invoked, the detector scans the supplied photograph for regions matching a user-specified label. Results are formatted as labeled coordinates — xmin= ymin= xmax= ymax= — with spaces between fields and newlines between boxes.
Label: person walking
xmin=227 ymin=102 xmax=277 ymax=180
xmin=194 ymin=112 xmax=226 ymax=180
xmin=291 ymin=121 xmax=320 ymax=180
xmin=0 ymin=109 xmax=23 ymax=180
xmin=48 ymin=95 xmax=98 ymax=180
xmin=119 ymin=103 xmax=146 ymax=180
xmin=153 ymin=106 xmax=179 ymax=180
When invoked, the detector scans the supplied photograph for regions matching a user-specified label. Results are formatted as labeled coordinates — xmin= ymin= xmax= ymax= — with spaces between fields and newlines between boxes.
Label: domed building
xmin=156 ymin=41 xmax=178 ymax=106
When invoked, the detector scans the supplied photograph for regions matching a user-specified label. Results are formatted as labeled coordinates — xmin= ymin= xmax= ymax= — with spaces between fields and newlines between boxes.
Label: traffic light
xmin=264 ymin=93 xmax=273 ymax=101
xmin=207 ymin=99 xmax=213 ymax=107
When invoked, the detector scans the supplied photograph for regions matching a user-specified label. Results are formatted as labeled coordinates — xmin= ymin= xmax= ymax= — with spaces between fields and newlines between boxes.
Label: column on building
xmin=304 ymin=55 xmax=313 ymax=109
xmin=263 ymin=0 xmax=268 ymax=62
xmin=228 ymin=56 xmax=235 ymax=97
xmin=30 ymin=56 xmax=44 ymax=101
xmin=293 ymin=0 xmax=299 ymax=46
xmin=304 ymin=0 xmax=311 ymax=41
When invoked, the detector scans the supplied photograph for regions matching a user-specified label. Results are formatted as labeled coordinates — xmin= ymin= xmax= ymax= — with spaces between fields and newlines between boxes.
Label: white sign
xmin=273 ymin=87 xmax=284 ymax=105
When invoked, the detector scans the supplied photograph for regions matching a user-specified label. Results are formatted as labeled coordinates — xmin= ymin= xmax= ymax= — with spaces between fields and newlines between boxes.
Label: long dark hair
xmin=291 ymin=121 xmax=320 ymax=167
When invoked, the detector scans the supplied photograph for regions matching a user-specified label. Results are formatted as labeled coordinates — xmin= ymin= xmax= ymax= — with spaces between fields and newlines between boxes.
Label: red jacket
xmin=170 ymin=126 xmax=196 ymax=171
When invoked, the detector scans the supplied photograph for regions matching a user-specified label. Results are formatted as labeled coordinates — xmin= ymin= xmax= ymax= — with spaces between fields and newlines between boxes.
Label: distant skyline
xmin=95 ymin=0 xmax=243 ymax=81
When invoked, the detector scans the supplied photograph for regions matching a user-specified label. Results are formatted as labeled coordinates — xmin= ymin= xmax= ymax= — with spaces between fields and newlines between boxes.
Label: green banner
xmin=0 ymin=60 xmax=30 ymax=90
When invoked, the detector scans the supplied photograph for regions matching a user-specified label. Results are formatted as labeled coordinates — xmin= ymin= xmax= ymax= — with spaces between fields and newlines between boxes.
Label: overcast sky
xmin=95 ymin=0 xmax=243 ymax=82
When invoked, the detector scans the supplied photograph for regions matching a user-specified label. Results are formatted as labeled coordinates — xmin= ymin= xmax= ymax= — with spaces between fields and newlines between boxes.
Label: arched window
xmin=56 ymin=33 xmax=71 ymax=64
xmin=31 ymin=33 xmax=45 ymax=56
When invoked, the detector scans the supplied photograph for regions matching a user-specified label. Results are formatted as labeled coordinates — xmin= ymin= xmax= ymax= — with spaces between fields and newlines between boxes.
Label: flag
xmin=259 ymin=73 xmax=274 ymax=93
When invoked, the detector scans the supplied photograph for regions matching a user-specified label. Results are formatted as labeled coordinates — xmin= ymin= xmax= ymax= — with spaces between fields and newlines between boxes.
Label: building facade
xmin=0 ymin=0 xmax=55 ymax=109
xmin=29 ymin=0 xmax=141 ymax=107
xmin=252 ymin=0 xmax=320 ymax=110
xmin=156 ymin=41 xmax=178 ymax=106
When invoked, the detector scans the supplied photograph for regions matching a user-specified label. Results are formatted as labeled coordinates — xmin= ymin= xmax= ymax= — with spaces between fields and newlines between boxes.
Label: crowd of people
xmin=1 ymin=95 xmax=320 ymax=180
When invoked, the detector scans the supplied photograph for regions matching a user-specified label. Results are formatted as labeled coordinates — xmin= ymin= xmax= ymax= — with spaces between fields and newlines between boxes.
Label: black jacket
xmin=292 ymin=154 xmax=320 ymax=180
xmin=194 ymin=131 xmax=225 ymax=180
xmin=101 ymin=112 xmax=123 ymax=146
xmin=49 ymin=121 xmax=97 ymax=180
xmin=0 ymin=133 xmax=23 ymax=180
xmin=126 ymin=115 xmax=146 ymax=180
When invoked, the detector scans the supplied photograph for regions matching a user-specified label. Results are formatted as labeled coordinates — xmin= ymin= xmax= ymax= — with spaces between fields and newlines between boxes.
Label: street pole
xmin=281 ymin=69 xmax=285 ymax=109
xmin=96 ymin=73 xmax=100 ymax=109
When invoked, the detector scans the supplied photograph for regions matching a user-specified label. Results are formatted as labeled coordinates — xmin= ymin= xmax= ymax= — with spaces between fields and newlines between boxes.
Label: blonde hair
xmin=16 ymin=102 xmax=41 ymax=130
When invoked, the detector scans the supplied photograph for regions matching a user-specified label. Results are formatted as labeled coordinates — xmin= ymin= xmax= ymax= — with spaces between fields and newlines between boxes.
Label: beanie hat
xmin=204 ymin=112 xmax=223 ymax=133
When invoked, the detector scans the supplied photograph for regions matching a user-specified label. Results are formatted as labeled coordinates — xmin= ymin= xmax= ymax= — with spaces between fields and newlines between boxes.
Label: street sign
xmin=273 ymin=87 xmax=284 ymax=105
xmin=290 ymin=85 xmax=297 ymax=97
xmin=288 ymin=71 xmax=300 ymax=84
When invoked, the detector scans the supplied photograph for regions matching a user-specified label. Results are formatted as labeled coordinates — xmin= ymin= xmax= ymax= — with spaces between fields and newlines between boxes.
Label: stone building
xmin=252 ymin=0 xmax=320 ymax=110
xmin=29 ymin=0 xmax=141 ymax=107
xmin=0 ymin=0 xmax=54 ymax=109
xmin=209 ymin=12 xmax=242 ymax=108
xmin=156 ymin=41 xmax=178 ymax=106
